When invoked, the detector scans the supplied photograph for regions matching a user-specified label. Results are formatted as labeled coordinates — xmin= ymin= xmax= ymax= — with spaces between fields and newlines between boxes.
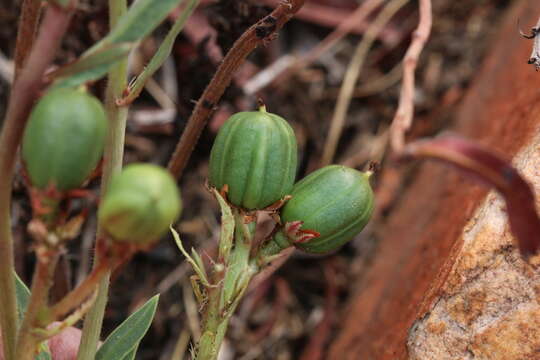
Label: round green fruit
xmin=271 ymin=165 xmax=374 ymax=254
xmin=22 ymin=88 xmax=107 ymax=191
xmin=208 ymin=108 xmax=298 ymax=210
xmin=99 ymin=164 xmax=182 ymax=244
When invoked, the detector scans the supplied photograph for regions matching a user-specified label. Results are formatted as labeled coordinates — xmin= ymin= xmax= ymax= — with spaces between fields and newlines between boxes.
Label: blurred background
xmin=0 ymin=0 xmax=516 ymax=358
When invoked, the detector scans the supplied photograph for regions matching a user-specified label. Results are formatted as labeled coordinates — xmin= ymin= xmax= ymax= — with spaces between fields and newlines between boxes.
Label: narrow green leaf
xmin=120 ymin=0 xmax=199 ymax=104
xmin=50 ymin=43 xmax=133 ymax=89
xmin=95 ymin=295 xmax=160 ymax=360
xmin=52 ymin=0 xmax=184 ymax=88
xmin=214 ymin=189 xmax=234 ymax=262
xmin=191 ymin=248 xmax=208 ymax=281
xmin=92 ymin=0 xmax=185 ymax=52
xmin=14 ymin=271 xmax=30 ymax=323
xmin=170 ymin=227 xmax=211 ymax=286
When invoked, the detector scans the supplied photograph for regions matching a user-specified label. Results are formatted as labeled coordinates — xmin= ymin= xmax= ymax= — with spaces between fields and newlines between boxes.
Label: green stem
xmin=76 ymin=1 xmax=128 ymax=359
xmin=14 ymin=249 xmax=60 ymax=360
xmin=196 ymin=211 xmax=257 ymax=360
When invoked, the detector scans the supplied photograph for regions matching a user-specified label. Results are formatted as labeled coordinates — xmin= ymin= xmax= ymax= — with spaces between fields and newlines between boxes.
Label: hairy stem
xmin=76 ymin=1 xmax=129 ymax=359
xmin=0 ymin=4 xmax=75 ymax=360
xmin=196 ymin=212 xmax=257 ymax=360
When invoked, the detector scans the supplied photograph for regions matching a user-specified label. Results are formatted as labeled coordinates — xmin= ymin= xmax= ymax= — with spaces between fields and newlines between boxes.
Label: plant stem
xmin=196 ymin=211 xmax=257 ymax=360
xmin=76 ymin=1 xmax=128 ymax=359
xmin=14 ymin=248 xmax=60 ymax=360
xmin=49 ymin=259 xmax=112 ymax=321
xmin=14 ymin=0 xmax=42 ymax=78
xmin=0 ymin=4 xmax=75 ymax=360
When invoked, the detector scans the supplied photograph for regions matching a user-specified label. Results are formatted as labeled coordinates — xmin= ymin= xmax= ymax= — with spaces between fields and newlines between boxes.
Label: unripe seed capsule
xmin=208 ymin=108 xmax=298 ymax=210
xmin=22 ymin=88 xmax=107 ymax=191
xmin=270 ymin=165 xmax=374 ymax=254
xmin=98 ymin=164 xmax=182 ymax=244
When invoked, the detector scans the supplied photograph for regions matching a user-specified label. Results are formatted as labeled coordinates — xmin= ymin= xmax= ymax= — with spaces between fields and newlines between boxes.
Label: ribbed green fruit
xmin=98 ymin=164 xmax=182 ymax=244
xmin=274 ymin=165 xmax=374 ymax=254
xmin=208 ymin=109 xmax=298 ymax=210
xmin=22 ymin=88 xmax=107 ymax=191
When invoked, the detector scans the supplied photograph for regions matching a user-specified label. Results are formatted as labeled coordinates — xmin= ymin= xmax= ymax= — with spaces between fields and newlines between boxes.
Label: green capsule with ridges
xmin=98 ymin=164 xmax=182 ymax=245
xmin=209 ymin=108 xmax=298 ymax=210
xmin=272 ymin=165 xmax=374 ymax=254
xmin=22 ymin=88 xmax=107 ymax=191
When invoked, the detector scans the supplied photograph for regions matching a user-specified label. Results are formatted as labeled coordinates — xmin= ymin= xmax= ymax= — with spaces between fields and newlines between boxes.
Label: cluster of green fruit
xmin=22 ymin=88 xmax=373 ymax=254
xmin=22 ymin=88 xmax=181 ymax=245
xmin=209 ymin=108 xmax=374 ymax=255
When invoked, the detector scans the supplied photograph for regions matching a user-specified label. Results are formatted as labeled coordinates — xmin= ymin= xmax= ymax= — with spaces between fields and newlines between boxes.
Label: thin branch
xmin=0 ymin=4 xmax=76 ymax=360
xmin=167 ymin=0 xmax=305 ymax=179
xmin=14 ymin=0 xmax=42 ymax=79
xmin=320 ymin=0 xmax=409 ymax=166
xmin=389 ymin=0 xmax=432 ymax=153
xmin=404 ymin=135 xmax=540 ymax=260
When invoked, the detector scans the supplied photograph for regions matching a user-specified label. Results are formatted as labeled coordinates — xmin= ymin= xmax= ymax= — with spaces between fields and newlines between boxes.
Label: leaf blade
xmin=95 ymin=295 xmax=160 ymax=360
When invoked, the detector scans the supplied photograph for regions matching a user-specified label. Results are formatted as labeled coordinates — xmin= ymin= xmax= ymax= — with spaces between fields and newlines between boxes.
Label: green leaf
xmin=52 ymin=0 xmax=184 ymax=88
xmin=120 ymin=346 xmax=138 ymax=360
xmin=120 ymin=0 xmax=199 ymax=105
xmin=50 ymin=43 xmax=134 ymax=89
xmin=14 ymin=271 xmax=30 ymax=323
xmin=171 ymin=227 xmax=211 ymax=286
xmin=214 ymin=189 xmax=234 ymax=263
xmin=92 ymin=0 xmax=185 ymax=51
xmin=95 ymin=295 xmax=159 ymax=360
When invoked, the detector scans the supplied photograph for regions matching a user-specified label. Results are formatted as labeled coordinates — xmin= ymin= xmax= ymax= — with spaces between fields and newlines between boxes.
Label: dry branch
xmin=389 ymin=0 xmax=432 ymax=153
xmin=167 ymin=0 xmax=305 ymax=180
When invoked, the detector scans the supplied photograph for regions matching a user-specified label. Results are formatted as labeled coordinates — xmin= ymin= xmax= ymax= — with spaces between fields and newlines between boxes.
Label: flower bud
xmin=270 ymin=165 xmax=374 ymax=254
xmin=22 ymin=88 xmax=107 ymax=191
xmin=209 ymin=108 xmax=298 ymax=210
xmin=98 ymin=164 xmax=182 ymax=244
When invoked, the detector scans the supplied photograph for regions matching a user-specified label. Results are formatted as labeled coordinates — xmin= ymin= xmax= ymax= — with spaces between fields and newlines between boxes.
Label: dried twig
xmin=404 ymin=135 xmax=540 ymax=260
xmin=520 ymin=16 xmax=540 ymax=70
xmin=167 ymin=0 xmax=305 ymax=179
xmin=320 ymin=0 xmax=409 ymax=166
xmin=389 ymin=0 xmax=432 ymax=153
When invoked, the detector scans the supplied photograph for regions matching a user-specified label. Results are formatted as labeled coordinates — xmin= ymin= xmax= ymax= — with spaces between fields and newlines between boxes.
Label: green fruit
xmin=209 ymin=108 xmax=298 ymax=210
xmin=272 ymin=165 xmax=374 ymax=254
xmin=98 ymin=164 xmax=182 ymax=244
xmin=22 ymin=88 xmax=107 ymax=191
